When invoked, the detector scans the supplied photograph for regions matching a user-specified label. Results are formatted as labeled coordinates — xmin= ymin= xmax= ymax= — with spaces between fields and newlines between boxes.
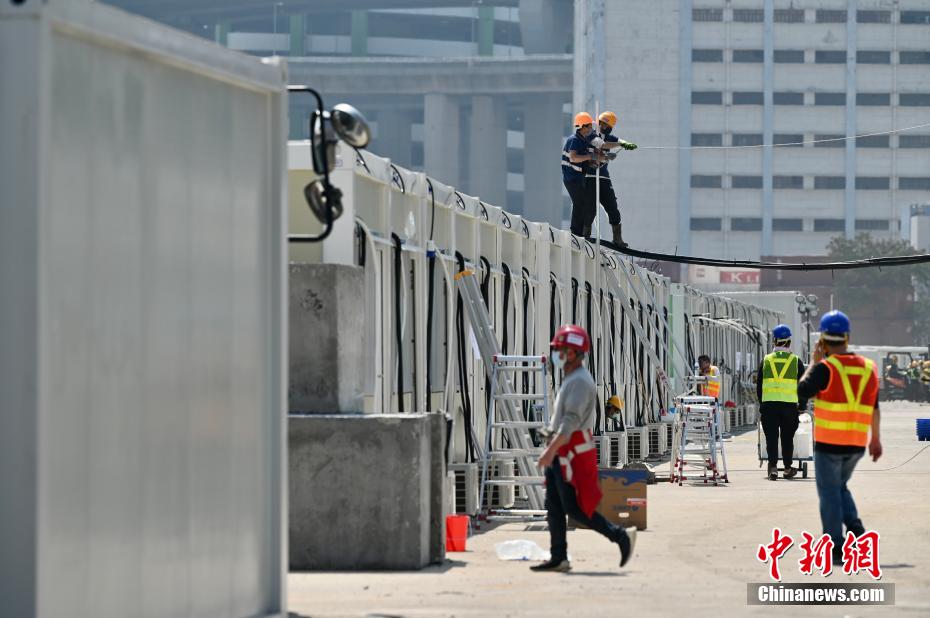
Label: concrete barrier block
xmin=289 ymin=413 xmax=446 ymax=570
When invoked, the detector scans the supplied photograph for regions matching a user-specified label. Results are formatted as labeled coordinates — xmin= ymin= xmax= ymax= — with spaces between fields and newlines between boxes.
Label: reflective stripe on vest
xmin=561 ymin=151 xmax=584 ymax=173
xmin=761 ymin=351 xmax=799 ymax=403
xmin=703 ymin=367 xmax=721 ymax=398
xmin=813 ymin=355 xmax=877 ymax=447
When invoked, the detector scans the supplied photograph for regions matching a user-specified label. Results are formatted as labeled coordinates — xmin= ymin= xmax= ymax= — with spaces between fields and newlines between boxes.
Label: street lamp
xmin=795 ymin=293 xmax=819 ymax=361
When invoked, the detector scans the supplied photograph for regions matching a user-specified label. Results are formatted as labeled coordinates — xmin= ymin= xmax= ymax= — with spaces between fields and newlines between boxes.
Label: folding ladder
xmin=670 ymin=392 xmax=729 ymax=486
xmin=455 ymin=268 xmax=549 ymax=521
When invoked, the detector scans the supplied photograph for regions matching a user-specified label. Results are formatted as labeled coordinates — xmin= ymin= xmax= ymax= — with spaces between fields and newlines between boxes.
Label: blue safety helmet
xmin=819 ymin=310 xmax=851 ymax=340
xmin=772 ymin=324 xmax=792 ymax=341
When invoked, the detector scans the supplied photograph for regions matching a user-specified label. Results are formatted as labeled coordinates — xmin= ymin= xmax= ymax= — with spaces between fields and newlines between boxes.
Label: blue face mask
xmin=551 ymin=350 xmax=567 ymax=370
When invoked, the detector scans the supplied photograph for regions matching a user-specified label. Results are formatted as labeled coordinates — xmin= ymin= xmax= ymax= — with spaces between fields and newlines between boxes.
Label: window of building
xmin=693 ymin=8 xmax=724 ymax=22
xmin=691 ymin=217 xmax=722 ymax=231
xmin=774 ymin=92 xmax=804 ymax=105
xmin=691 ymin=175 xmax=722 ymax=188
xmin=815 ymin=92 xmax=846 ymax=105
xmin=899 ymin=177 xmax=930 ymax=190
xmin=857 ymin=50 xmax=891 ymax=64
xmin=856 ymin=176 xmax=890 ymax=190
xmin=732 ymin=91 xmax=763 ymax=105
xmin=733 ymin=49 xmax=764 ymax=62
xmin=900 ymin=51 xmax=930 ymax=64
xmin=815 ymin=176 xmax=846 ymax=189
xmin=731 ymin=217 xmax=763 ymax=231
xmin=732 ymin=133 xmax=764 ymax=146
xmin=733 ymin=9 xmax=764 ymax=23
xmin=814 ymin=218 xmax=845 ymax=232
xmin=815 ymin=50 xmax=847 ymax=64
xmin=732 ymin=175 xmax=763 ymax=189
xmin=692 ymin=91 xmax=723 ymax=104
xmin=901 ymin=11 xmax=930 ymax=25
xmin=856 ymin=219 xmax=889 ymax=231
xmin=774 ymin=49 xmax=805 ymax=63
xmin=816 ymin=9 xmax=846 ymax=23
xmin=900 ymin=135 xmax=930 ymax=148
xmin=857 ymin=135 xmax=890 ymax=148
xmin=857 ymin=10 xmax=891 ymax=24
xmin=900 ymin=93 xmax=930 ymax=106
xmin=857 ymin=92 xmax=891 ymax=106
xmin=692 ymin=133 xmax=723 ymax=147
xmin=775 ymin=9 xmax=805 ymax=23
xmin=814 ymin=134 xmax=845 ymax=148
xmin=774 ymin=175 xmax=804 ymax=189
xmin=774 ymin=134 xmax=804 ymax=147
xmin=774 ymin=218 xmax=804 ymax=231
xmin=693 ymin=49 xmax=724 ymax=62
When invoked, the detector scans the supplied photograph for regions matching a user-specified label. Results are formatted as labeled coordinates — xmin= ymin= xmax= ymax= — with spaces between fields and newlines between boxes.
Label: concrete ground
xmin=289 ymin=401 xmax=930 ymax=617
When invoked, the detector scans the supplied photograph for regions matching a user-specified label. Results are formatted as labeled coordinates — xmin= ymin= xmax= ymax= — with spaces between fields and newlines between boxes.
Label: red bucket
xmin=445 ymin=515 xmax=469 ymax=552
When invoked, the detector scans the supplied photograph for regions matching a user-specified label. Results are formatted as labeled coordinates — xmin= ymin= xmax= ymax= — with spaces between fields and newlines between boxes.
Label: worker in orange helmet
xmin=531 ymin=324 xmax=636 ymax=573
xmin=586 ymin=111 xmax=637 ymax=248
xmin=562 ymin=112 xmax=603 ymax=238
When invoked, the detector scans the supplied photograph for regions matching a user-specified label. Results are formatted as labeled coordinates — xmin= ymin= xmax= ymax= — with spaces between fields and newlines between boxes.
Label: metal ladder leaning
xmin=670 ymin=377 xmax=729 ymax=486
xmin=455 ymin=268 xmax=549 ymax=521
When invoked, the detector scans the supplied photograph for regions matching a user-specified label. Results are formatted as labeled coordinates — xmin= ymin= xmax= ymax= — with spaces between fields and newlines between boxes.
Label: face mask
xmin=550 ymin=350 xmax=567 ymax=370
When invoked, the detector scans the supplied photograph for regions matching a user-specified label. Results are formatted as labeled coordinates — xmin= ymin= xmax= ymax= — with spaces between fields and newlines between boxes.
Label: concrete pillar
xmin=423 ymin=93 xmax=461 ymax=186
xmin=214 ymin=21 xmax=228 ymax=46
xmin=351 ymin=10 xmax=368 ymax=57
xmin=523 ymin=94 xmax=566 ymax=226
xmin=289 ymin=14 xmax=306 ymax=56
xmin=478 ymin=5 xmax=495 ymax=56
xmin=468 ymin=95 xmax=508 ymax=207
xmin=519 ymin=0 xmax=573 ymax=54
xmin=373 ymin=109 xmax=414 ymax=168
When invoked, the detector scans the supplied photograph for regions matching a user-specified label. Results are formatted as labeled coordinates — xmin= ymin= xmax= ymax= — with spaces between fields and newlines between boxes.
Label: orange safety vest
xmin=813 ymin=355 xmax=878 ymax=448
xmin=702 ymin=366 xmax=721 ymax=399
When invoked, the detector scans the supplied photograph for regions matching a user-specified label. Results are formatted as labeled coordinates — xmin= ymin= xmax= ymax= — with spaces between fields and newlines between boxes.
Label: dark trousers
xmin=761 ymin=408 xmax=800 ymax=469
xmin=545 ymin=461 xmax=622 ymax=562
xmin=814 ymin=450 xmax=864 ymax=548
xmin=585 ymin=176 xmax=621 ymax=226
xmin=565 ymin=178 xmax=595 ymax=236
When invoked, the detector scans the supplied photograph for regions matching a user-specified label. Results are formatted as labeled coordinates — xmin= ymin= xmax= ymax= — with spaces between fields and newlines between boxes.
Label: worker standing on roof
xmin=797 ymin=310 xmax=881 ymax=561
xmin=586 ymin=111 xmax=637 ymax=248
xmin=531 ymin=325 xmax=636 ymax=573
xmin=562 ymin=113 xmax=602 ymax=238
xmin=698 ymin=354 xmax=721 ymax=400
xmin=756 ymin=325 xmax=806 ymax=480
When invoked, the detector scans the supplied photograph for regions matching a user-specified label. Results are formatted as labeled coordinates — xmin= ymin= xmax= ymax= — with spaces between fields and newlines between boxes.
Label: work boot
xmin=530 ymin=559 xmax=571 ymax=572
xmin=768 ymin=464 xmax=778 ymax=481
xmin=848 ymin=520 xmax=866 ymax=537
xmin=611 ymin=224 xmax=628 ymax=248
xmin=783 ymin=466 xmax=797 ymax=480
xmin=617 ymin=526 xmax=637 ymax=567
xmin=582 ymin=225 xmax=592 ymax=238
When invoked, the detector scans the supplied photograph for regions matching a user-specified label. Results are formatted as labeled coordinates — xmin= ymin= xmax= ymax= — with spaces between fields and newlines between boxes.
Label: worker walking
xmin=697 ymin=354 xmax=721 ymax=400
xmin=532 ymin=325 xmax=636 ymax=572
xmin=586 ymin=111 xmax=637 ymax=248
xmin=756 ymin=325 xmax=806 ymax=480
xmin=797 ymin=310 xmax=882 ymax=560
xmin=907 ymin=360 xmax=921 ymax=401
xmin=562 ymin=113 xmax=602 ymax=238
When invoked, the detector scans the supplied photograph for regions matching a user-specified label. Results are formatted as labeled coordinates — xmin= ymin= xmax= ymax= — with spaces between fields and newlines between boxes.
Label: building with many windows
xmin=578 ymin=0 xmax=930 ymax=259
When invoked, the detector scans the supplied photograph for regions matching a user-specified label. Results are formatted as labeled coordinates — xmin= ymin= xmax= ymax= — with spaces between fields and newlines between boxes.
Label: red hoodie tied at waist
xmin=556 ymin=429 xmax=603 ymax=518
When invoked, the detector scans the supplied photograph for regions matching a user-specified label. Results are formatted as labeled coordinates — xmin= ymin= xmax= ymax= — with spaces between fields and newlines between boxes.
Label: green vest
xmin=761 ymin=351 xmax=799 ymax=403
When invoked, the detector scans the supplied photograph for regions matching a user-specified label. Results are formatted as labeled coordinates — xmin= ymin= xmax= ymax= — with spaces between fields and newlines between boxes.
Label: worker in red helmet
xmin=531 ymin=324 xmax=636 ymax=573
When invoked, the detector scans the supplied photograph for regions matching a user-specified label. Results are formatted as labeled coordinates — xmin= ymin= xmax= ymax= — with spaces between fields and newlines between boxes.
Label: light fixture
xmin=806 ymin=293 xmax=818 ymax=304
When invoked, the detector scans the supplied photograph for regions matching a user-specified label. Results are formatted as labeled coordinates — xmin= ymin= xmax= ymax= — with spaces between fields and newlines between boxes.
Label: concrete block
xmin=289 ymin=263 xmax=364 ymax=413
xmin=289 ymin=413 xmax=447 ymax=570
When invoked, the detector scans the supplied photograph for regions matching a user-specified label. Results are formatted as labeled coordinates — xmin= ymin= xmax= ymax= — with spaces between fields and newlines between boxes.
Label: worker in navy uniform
xmin=756 ymin=325 xmax=806 ymax=480
xmin=586 ymin=111 xmax=637 ymax=248
xmin=562 ymin=112 xmax=603 ymax=238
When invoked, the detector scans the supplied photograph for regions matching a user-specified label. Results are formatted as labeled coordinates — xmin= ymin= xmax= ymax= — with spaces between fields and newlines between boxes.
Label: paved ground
xmin=289 ymin=401 xmax=930 ymax=617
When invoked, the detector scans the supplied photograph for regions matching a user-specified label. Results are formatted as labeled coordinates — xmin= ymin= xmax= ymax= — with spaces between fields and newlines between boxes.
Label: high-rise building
xmin=577 ymin=0 xmax=930 ymax=259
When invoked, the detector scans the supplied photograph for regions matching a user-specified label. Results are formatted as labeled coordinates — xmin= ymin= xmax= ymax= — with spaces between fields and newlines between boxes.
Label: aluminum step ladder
xmin=670 ymin=384 xmax=729 ymax=486
xmin=455 ymin=268 xmax=549 ymax=521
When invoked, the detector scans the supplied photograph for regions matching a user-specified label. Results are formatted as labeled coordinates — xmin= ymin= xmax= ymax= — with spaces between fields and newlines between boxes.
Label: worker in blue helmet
xmin=756 ymin=324 xmax=806 ymax=480
xmin=797 ymin=310 xmax=882 ymax=560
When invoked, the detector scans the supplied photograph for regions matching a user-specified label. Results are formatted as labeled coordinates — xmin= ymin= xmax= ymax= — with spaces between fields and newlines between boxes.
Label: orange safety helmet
xmin=573 ymin=112 xmax=594 ymax=128
xmin=550 ymin=324 xmax=591 ymax=353
xmin=598 ymin=111 xmax=618 ymax=128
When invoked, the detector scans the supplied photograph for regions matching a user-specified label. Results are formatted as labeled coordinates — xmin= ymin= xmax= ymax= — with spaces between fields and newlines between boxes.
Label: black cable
xmin=522 ymin=267 xmax=531 ymax=421
xmin=356 ymin=223 xmax=366 ymax=267
xmin=454 ymin=251 xmax=476 ymax=462
xmin=390 ymin=163 xmax=406 ymax=193
xmin=427 ymin=178 xmax=436 ymax=241
xmin=392 ymin=233 xmax=405 ymax=413
xmin=584 ymin=282 xmax=602 ymax=435
xmin=501 ymin=263 xmax=512 ymax=355
xmin=571 ymin=277 xmax=579 ymax=324
xmin=479 ymin=256 xmax=491 ymax=306
xmin=426 ymin=252 xmax=436 ymax=412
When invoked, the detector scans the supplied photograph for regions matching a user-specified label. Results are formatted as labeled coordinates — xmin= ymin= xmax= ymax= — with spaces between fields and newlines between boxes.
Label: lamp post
xmin=795 ymin=293 xmax=819 ymax=361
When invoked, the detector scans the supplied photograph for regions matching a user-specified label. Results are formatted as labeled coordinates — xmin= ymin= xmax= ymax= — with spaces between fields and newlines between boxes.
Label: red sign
xmin=720 ymin=271 xmax=760 ymax=284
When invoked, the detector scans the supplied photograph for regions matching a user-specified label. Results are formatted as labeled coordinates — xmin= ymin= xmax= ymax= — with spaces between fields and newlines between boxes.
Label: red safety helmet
xmin=550 ymin=324 xmax=591 ymax=353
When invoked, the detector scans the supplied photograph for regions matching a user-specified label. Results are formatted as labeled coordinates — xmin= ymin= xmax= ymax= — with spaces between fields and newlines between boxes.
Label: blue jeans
xmin=814 ymin=449 xmax=865 ymax=549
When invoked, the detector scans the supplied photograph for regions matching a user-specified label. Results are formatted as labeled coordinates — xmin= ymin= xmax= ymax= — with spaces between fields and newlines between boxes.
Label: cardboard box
xmin=570 ymin=468 xmax=648 ymax=531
